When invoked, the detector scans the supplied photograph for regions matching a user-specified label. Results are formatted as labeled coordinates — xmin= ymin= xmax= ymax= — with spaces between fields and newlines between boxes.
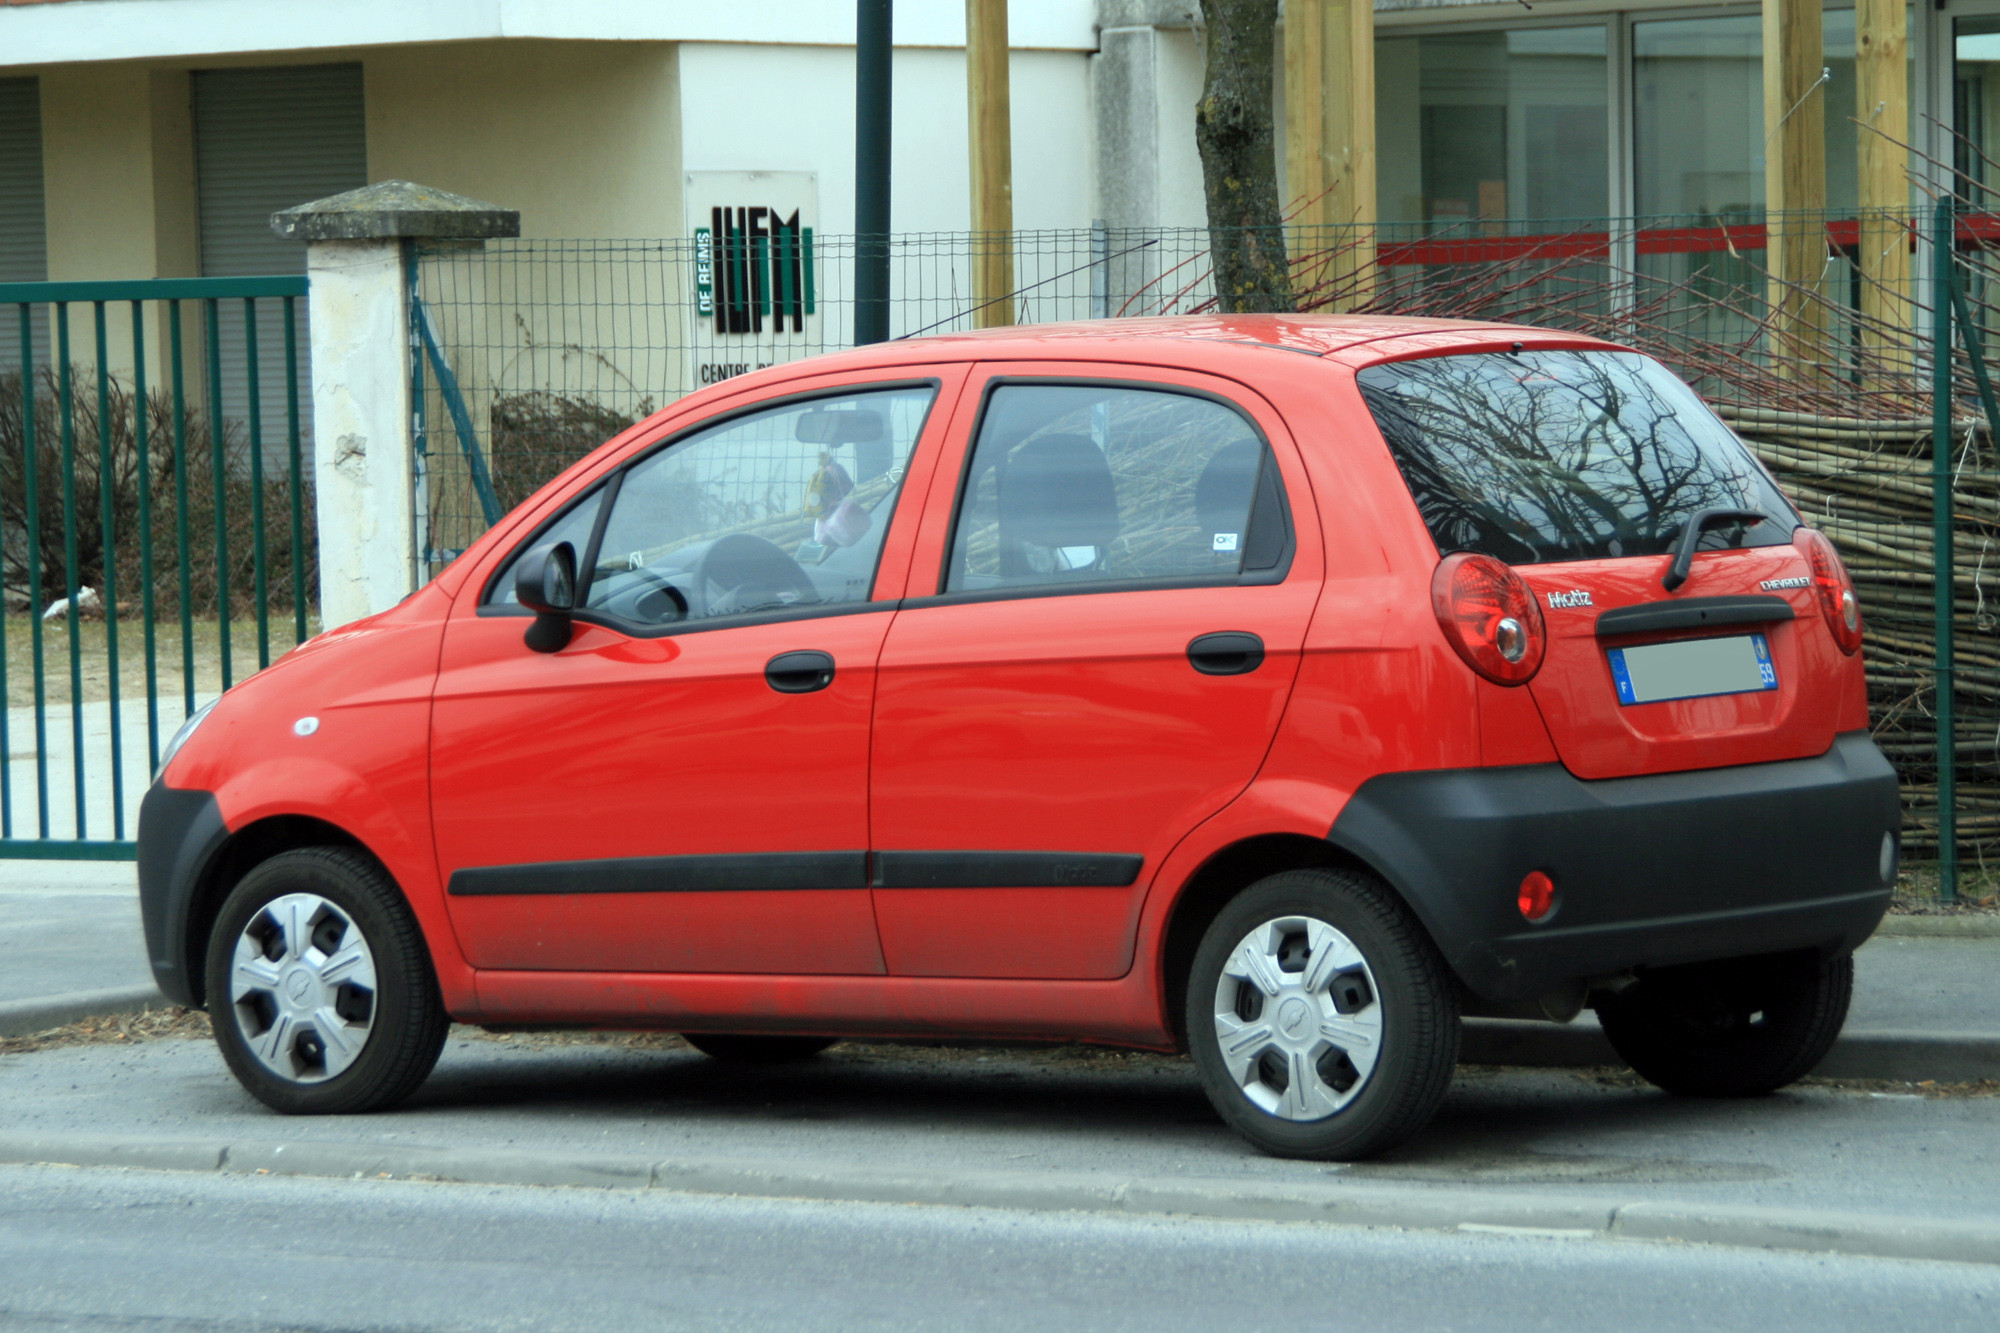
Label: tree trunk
xmin=1196 ymin=0 xmax=1294 ymax=313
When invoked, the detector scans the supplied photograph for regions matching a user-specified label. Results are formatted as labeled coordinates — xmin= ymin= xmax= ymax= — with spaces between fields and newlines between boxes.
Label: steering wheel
xmin=695 ymin=535 xmax=820 ymax=616
xmin=621 ymin=569 xmax=691 ymax=625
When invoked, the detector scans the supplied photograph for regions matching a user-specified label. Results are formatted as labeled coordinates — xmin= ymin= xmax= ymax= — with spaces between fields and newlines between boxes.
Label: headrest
xmin=1194 ymin=439 xmax=1263 ymax=539
xmin=998 ymin=434 xmax=1120 ymax=553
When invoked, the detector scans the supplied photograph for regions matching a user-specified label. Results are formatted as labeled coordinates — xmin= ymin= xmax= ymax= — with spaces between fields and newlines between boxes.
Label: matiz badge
xmin=1547 ymin=589 xmax=1593 ymax=609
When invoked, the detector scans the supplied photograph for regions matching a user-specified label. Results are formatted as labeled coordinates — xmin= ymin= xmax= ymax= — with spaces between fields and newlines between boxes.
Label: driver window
xmin=579 ymin=384 xmax=934 ymax=625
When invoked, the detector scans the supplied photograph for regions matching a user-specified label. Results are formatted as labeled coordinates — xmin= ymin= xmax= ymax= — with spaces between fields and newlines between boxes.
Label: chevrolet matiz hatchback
xmin=137 ymin=315 xmax=1898 ymax=1160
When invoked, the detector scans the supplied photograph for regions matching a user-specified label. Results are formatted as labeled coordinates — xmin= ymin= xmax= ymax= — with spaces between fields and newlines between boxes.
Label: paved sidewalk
xmin=0 ymin=861 xmax=144 ymax=1004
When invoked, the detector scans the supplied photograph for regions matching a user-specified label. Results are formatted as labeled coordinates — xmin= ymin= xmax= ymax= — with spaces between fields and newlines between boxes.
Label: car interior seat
xmin=997 ymin=434 xmax=1121 ymax=581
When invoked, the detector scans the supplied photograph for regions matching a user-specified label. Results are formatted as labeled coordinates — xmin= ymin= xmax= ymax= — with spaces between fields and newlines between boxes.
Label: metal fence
xmin=0 ymin=276 xmax=316 ymax=857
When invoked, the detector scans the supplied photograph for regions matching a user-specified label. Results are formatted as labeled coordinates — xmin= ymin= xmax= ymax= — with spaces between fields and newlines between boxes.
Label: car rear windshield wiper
xmin=1662 ymin=507 xmax=1769 ymax=592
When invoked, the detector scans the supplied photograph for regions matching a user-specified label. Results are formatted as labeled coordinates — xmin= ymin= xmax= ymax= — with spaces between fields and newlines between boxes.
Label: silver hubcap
xmin=1211 ymin=915 xmax=1385 ymax=1121
xmin=229 ymin=893 xmax=377 ymax=1083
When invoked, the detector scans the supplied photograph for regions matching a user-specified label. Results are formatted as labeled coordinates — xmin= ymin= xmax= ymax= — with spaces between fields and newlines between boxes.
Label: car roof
xmin=701 ymin=314 xmax=1625 ymax=396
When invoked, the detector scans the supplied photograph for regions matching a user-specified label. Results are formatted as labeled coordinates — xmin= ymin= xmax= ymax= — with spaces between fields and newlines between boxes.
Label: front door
xmin=868 ymin=369 xmax=1323 ymax=979
xmin=434 ymin=377 xmax=950 ymax=974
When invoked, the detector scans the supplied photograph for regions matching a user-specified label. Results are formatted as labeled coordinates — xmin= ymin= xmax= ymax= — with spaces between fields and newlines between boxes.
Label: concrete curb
xmin=3 ymin=1131 xmax=1997 ymax=1267
xmin=1877 ymin=914 xmax=2000 ymax=939
xmin=0 ymin=986 xmax=165 ymax=1038
xmin=1462 ymin=1018 xmax=2000 ymax=1081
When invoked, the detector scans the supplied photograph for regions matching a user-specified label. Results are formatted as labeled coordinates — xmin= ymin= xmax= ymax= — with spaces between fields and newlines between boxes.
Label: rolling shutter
xmin=194 ymin=64 xmax=366 ymax=464
xmin=0 ymin=78 xmax=47 ymax=373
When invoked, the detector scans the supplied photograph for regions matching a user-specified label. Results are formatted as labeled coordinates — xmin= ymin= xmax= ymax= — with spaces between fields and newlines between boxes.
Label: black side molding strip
xmin=1595 ymin=594 xmax=1795 ymax=639
xmin=449 ymin=849 xmax=1148 ymax=895
xmin=872 ymin=851 xmax=1144 ymax=889
xmin=449 ymin=851 xmax=870 ymax=896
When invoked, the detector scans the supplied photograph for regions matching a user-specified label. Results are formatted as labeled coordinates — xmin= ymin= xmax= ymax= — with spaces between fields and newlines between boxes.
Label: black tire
xmin=1596 ymin=950 xmax=1852 ymax=1097
xmin=682 ymin=1033 xmax=838 ymax=1063
xmin=204 ymin=847 xmax=449 ymax=1115
xmin=1186 ymin=868 xmax=1460 ymax=1160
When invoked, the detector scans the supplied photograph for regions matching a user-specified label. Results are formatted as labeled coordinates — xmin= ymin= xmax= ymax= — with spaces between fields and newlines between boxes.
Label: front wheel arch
xmin=183 ymin=815 xmax=370 ymax=1007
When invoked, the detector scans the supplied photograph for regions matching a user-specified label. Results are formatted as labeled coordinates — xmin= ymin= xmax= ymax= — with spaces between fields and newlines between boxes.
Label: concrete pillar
xmin=1092 ymin=1 xmax=1203 ymax=312
xmin=269 ymin=181 xmax=518 ymax=629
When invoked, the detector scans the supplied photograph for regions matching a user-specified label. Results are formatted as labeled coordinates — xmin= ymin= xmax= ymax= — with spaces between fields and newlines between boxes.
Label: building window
xmin=1634 ymin=12 xmax=1858 ymax=218
xmin=1376 ymin=26 xmax=1608 ymax=228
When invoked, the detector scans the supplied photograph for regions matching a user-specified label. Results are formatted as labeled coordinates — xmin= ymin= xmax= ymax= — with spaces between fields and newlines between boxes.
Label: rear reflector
xmin=1518 ymin=871 xmax=1558 ymax=922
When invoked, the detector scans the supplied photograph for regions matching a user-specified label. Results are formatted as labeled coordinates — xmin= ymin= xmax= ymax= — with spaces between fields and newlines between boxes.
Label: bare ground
xmin=1 ymin=615 xmax=321 ymax=709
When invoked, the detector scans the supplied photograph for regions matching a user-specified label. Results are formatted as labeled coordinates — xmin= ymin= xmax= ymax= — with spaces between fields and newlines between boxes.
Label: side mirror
xmin=516 ymin=542 xmax=577 ymax=653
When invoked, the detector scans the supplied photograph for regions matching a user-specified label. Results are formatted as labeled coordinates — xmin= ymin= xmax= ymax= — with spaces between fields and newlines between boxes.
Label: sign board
xmin=684 ymin=172 xmax=820 ymax=388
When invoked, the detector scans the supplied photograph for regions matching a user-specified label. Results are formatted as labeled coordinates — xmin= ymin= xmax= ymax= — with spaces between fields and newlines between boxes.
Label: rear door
xmin=867 ymin=366 xmax=1323 ymax=979
xmin=1357 ymin=347 xmax=1839 ymax=779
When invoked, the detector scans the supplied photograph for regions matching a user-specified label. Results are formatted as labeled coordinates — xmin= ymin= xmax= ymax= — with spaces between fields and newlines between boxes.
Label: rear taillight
xmin=1795 ymin=528 xmax=1863 ymax=655
xmin=1431 ymin=552 xmax=1546 ymax=685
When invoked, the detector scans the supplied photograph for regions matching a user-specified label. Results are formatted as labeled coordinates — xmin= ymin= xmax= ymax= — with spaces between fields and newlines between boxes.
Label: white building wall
xmin=678 ymin=41 xmax=1094 ymax=236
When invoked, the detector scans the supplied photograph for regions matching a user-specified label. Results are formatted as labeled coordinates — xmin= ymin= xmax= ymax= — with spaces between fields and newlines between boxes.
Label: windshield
xmin=1358 ymin=350 xmax=1797 ymax=565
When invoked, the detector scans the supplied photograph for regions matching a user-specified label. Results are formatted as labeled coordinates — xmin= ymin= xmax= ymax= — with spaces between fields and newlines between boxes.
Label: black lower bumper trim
xmin=136 ymin=783 xmax=228 ymax=1008
xmin=1327 ymin=731 xmax=1899 ymax=1001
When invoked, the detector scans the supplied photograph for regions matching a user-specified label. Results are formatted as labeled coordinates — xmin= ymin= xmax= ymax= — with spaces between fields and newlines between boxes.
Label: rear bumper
xmin=1327 ymin=730 xmax=1898 ymax=1001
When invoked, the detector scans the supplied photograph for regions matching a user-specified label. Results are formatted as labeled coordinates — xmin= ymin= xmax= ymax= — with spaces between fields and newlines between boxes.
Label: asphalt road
xmin=5 ymin=1031 xmax=1998 ymax=1223
xmin=1 ymin=1162 xmax=1995 ymax=1333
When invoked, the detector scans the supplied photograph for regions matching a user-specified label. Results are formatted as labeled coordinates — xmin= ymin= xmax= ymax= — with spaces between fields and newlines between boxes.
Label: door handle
xmin=1187 ymin=632 xmax=1264 ymax=676
xmin=766 ymin=650 xmax=836 ymax=693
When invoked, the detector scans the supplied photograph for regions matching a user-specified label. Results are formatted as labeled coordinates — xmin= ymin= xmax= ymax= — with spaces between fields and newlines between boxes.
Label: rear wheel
xmin=682 ymin=1033 xmax=838 ymax=1063
xmin=1596 ymin=950 xmax=1852 ymax=1097
xmin=204 ymin=847 xmax=448 ymax=1115
xmin=1186 ymin=868 xmax=1460 ymax=1160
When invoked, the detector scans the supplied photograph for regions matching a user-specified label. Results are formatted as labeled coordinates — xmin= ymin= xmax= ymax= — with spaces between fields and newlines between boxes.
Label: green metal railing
xmin=0 ymin=275 xmax=315 ymax=858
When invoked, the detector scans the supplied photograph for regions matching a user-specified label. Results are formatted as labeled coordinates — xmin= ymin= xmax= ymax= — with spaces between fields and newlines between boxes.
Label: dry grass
xmin=1 ymin=615 xmax=320 ymax=709
xmin=0 ymin=1004 xmax=211 ymax=1054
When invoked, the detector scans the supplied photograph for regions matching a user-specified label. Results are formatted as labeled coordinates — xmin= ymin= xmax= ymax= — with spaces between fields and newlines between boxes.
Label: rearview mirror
xmin=515 ymin=542 xmax=577 ymax=653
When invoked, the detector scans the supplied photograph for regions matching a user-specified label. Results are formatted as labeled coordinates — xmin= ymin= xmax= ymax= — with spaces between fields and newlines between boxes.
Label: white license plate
xmin=1606 ymin=634 xmax=1777 ymax=706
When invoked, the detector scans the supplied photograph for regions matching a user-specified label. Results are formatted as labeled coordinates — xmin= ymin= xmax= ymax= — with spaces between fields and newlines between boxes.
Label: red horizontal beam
xmin=1370 ymin=215 xmax=2000 ymax=268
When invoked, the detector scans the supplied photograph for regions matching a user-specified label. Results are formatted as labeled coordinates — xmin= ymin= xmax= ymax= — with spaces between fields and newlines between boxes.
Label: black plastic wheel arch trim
xmin=1595 ymin=594 xmax=1795 ymax=638
xmin=136 ymin=782 xmax=231 ymax=1008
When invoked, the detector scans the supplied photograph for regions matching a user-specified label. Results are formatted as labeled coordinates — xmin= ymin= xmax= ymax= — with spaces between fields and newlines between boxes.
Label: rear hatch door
xmin=1358 ymin=347 xmax=1842 ymax=779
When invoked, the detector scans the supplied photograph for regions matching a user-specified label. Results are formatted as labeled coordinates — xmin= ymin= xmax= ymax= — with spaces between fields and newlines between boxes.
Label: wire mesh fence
xmin=413 ymin=208 xmax=2000 ymax=875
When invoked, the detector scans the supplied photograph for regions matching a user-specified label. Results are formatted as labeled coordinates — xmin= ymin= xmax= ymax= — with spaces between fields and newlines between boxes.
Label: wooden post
xmin=966 ymin=0 xmax=1014 ymax=328
xmin=1857 ymin=0 xmax=1912 ymax=390
xmin=1763 ymin=0 xmax=1830 ymax=382
xmin=1285 ymin=0 xmax=1375 ymax=310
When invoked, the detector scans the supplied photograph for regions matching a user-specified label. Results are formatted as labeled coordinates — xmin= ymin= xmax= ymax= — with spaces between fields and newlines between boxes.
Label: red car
xmin=138 ymin=315 xmax=1898 ymax=1160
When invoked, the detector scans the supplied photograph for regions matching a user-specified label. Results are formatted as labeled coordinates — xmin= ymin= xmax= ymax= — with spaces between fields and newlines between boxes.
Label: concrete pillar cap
xmin=270 ymin=180 xmax=521 ymax=242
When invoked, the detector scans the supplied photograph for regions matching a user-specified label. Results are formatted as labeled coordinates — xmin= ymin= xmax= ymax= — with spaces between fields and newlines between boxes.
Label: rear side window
xmin=944 ymin=384 xmax=1287 ymax=593
xmin=1357 ymin=350 xmax=1797 ymax=565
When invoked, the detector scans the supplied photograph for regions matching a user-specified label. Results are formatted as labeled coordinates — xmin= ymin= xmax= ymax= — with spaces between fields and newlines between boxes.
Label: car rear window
xmin=1357 ymin=349 xmax=1798 ymax=565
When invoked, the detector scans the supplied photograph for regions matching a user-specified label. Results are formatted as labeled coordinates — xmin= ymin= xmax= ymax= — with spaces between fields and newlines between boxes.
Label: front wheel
xmin=1596 ymin=950 xmax=1852 ymax=1097
xmin=1187 ymin=868 xmax=1460 ymax=1160
xmin=205 ymin=847 xmax=448 ymax=1115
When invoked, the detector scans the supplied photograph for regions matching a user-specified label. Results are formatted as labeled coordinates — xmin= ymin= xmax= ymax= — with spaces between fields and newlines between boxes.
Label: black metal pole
xmin=855 ymin=0 xmax=892 ymax=344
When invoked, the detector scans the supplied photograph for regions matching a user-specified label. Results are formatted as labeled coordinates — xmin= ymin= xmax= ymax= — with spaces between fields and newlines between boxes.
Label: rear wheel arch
xmin=1159 ymin=833 xmax=1444 ymax=1048
xmin=182 ymin=815 xmax=371 ymax=1007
